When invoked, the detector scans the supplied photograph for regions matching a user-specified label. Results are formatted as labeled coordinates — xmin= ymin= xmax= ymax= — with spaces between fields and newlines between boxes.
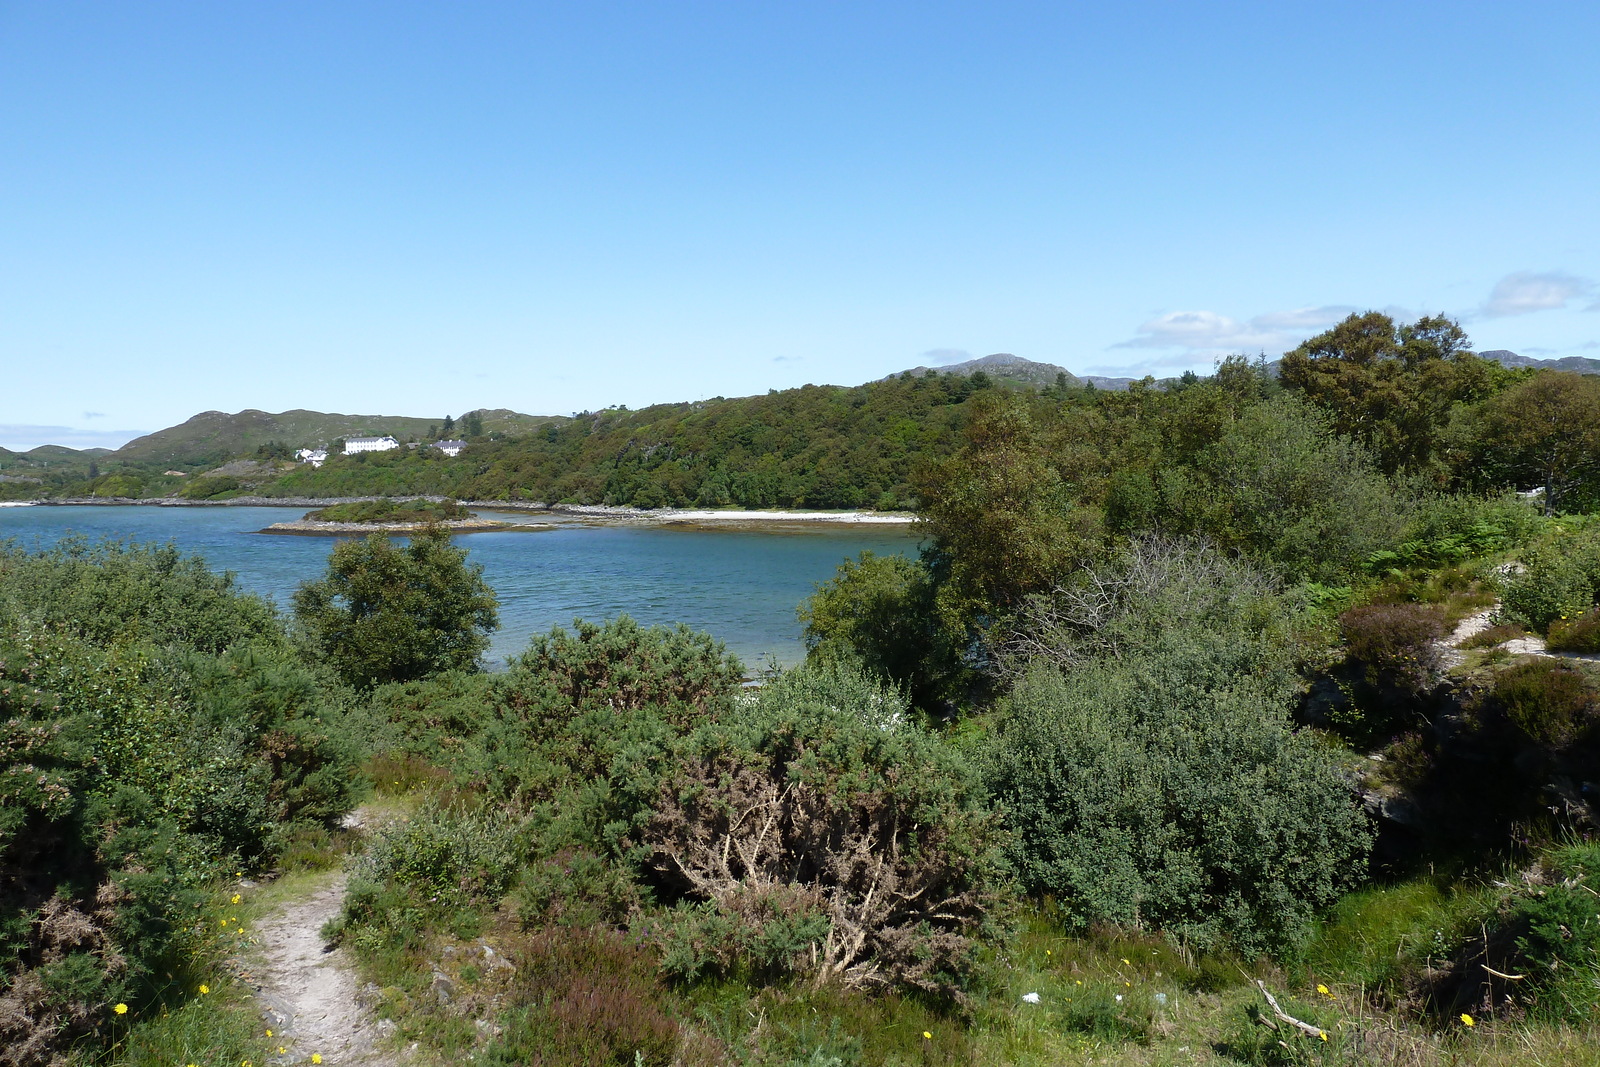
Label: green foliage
xmin=293 ymin=528 xmax=499 ymax=687
xmin=339 ymin=803 xmax=521 ymax=948
xmin=798 ymin=550 xmax=956 ymax=709
xmin=915 ymin=392 xmax=1101 ymax=615
xmin=0 ymin=537 xmax=283 ymax=654
xmin=1279 ymin=311 xmax=1510 ymax=478
xmin=305 ymin=497 xmax=471 ymax=524
xmin=987 ymin=641 xmax=1371 ymax=957
xmin=1476 ymin=370 xmax=1600 ymax=514
xmin=1499 ymin=520 xmax=1600 ymax=632
xmin=630 ymin=663 xmax=1008 ymax=1000
xmin=512 ymin=614 xmax=743 ymax=724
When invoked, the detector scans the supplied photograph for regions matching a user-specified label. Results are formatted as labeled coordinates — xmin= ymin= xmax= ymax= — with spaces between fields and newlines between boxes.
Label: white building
xmin=433 ymin=439 xmax=467 ymax=457
xmin=343 ymin=436 xmax=400 ymax=456
xmin=295 ymin=448 xmax=329 ymax=467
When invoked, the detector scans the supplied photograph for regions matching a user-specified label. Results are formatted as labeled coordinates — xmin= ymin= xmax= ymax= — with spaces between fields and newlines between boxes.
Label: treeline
xmin=259 ymin=372 xmax=1000 ymax=509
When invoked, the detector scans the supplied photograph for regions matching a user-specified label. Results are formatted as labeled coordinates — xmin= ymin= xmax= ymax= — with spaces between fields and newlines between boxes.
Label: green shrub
xmin=987 ymin=638 xmax=1371 ymax=958
xmin=511 ymin=614 xmax=744 ymax=725
xmin=293 ymin=528 xmax=499 ymax=688
xmin=1490 ymin=660 xmax=1597 ymax=746
xmin=1500 ymin=523 xmax=1600 ymax=632
xmin=305 ymin=498 xmax=471 ymax=524
xmin=340 ymin=804 xmax=520 ymax=948
xmin=0 ymin=538 xmax=283 ymax=654
xmin=1547 ymin=608 xmax=1600 ymax=652
xmin=628 ymin=663 xmax=1008 ymax=1000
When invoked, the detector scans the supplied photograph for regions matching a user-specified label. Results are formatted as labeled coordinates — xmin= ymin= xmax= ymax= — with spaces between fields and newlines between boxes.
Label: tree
xmin=1279 ymin=312 xmax=1505 ymax=477
xmin=292 ymin=528 xmax=499 ymax=687
xmin=1479 ymin=371 xmax=1600 ymax=514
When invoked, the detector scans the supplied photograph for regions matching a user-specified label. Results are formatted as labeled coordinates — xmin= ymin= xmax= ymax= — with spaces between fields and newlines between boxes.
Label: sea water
xmin=0 ymin=505 xmax=919 ymax=667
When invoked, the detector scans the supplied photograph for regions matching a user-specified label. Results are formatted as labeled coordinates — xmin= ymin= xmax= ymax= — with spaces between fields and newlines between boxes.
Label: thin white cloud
xmin=921 ymin=348 xmax=973 ymax=365
xmin=1113 ymin=305 xmax=1355 ymax=353
xmin=1482 ymin=271 xmax=1595 ymax=317
xmin=0 ymin=424 xmax=148 ymax=451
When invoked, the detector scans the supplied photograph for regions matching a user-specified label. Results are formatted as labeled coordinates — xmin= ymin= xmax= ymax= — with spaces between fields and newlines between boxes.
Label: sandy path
xmin=250 ymin=871 xmax=393 ymax=1067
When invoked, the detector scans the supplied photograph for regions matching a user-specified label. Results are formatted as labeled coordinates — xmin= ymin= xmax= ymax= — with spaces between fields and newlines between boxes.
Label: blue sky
xmin=2 ymin=1 xmax=1597 ymax=450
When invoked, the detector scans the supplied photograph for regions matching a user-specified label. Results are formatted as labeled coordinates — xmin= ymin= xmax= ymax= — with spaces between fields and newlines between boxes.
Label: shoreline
xmin=20 ymin=497 xmax=919 ymax=525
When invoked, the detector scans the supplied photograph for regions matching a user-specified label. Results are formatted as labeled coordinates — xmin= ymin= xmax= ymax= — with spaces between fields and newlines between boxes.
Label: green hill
xmin=114 ymin=407 xmax=564 ymax=467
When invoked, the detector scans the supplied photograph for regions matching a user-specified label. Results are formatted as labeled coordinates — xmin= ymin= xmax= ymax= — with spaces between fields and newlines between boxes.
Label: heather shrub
xmin=487 ymin=927 xmax=678 ymax=1067
xmin=1490 ymin=660 xmax=1597 ymax=746
xmin=1338 ymin=602 xmax=1445 ymax=694
xmin=987 ymin=635 xmax=1371 ymax=957
xmin=627 ymin=663 xmax=1007 ymax=1000
xmin=1546 ymin=607 xmax=1600 ymax=652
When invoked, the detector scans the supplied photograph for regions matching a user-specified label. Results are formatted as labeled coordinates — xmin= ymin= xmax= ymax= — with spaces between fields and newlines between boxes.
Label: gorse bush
xmin=512 ymin=614 xmax=744 ymax=723
xmin=0 ymin=537 xmax=282 ymax=654
xmin=293 ymin=527 xmax=499 ymax=688
xmin=626 ymin=663 xmax=1007 ymax=1000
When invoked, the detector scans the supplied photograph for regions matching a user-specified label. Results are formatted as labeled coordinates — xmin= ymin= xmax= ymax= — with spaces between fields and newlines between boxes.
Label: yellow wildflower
xmin=1460 ymin=1013 xmax=1475 ymax=1027
xmin=922 ymin=1031 xmax=932 ymax=1040
xmin=312 ymin=1057 xmax=323 ymax=1065
xmin=1319 ymin=1033 xmax=1328 ymax=1042
xmin=113 ymin=1003 xmax=128 ymax=1015
xmin=1121 ymin=958 xmax=1130 ymax=965
xmin=199 ymin=983 xmax=210 ymax=994
xmin=1316 ymin=983 xmax=1330 ymax=996
xmin=265 ymin=1029 xmax=272 ymax=1037
xmin=231 ymin=893 xmax=241 ymax=904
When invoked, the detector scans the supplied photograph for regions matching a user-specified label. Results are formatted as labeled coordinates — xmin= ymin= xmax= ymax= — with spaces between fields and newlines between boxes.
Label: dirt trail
xmin=249 ymin=870 xmax=394 ymax=1067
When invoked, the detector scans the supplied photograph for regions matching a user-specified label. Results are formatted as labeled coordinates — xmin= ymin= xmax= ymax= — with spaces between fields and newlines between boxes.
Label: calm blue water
xmin=0 ymin=505 xmax=919 ymax=667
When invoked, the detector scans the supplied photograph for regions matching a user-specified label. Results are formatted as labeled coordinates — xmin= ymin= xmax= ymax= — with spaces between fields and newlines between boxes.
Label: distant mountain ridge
xmin=884 ymin=352 xmax=1181 ymax=392
xmin=1479 ymin=350 xmax=1600 ymax=375
xmin=115 ymin=408 xmax=565 ymax=467
xmin=887 ymin=353 xmax=1084 ymax=388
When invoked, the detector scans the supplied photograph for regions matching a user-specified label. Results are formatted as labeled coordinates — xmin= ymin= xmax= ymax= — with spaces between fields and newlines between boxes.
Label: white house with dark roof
xmin=433 ymin=439 xmax=467 ymax=457
xmin=343 ymin=436 xmax=400 ymax=455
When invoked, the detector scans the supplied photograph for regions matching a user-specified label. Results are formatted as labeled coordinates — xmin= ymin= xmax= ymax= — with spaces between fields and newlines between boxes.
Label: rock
xmin=430 ymin=970 xmax=455 ymax=1004
xmin=376 ymin=1018 xmax=399 ymax=1039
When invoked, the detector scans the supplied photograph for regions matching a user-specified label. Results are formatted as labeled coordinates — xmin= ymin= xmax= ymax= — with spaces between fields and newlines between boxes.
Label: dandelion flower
xmin=199 ymin=984 xmax=210 ymax=994
xmin=277 ymin=1047 xmax=286 ymax=1055
xmin=231 ymin=894 xmax=241 ymax=904
xmin=113 ymin=1003 xmax=128 ymax=1015
xmin=1320 ymin=1033 xmax=1328 ymax=1042
xmin=1317 ymin=984 xmax=1330 ymax=996
xmin=312 ymin=1056 xmax=323 ymax=1065
xmin=922 ymin=1031 xmax=932 ymax=1040
xmin=1460 ymin=1014 xmax=1475 ymax=1027
xmin=265 ymin=1029 xmax=272 ymax=1037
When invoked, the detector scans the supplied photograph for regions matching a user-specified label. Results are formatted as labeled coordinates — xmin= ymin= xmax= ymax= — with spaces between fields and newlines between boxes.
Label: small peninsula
xmin=260 ymin=497 xmax=540 ymax=535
